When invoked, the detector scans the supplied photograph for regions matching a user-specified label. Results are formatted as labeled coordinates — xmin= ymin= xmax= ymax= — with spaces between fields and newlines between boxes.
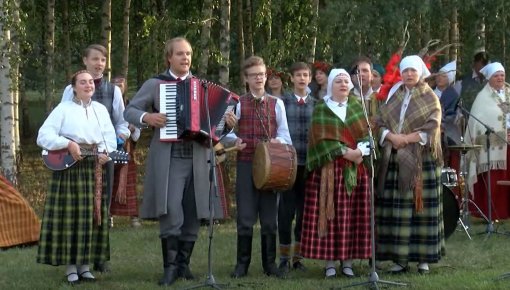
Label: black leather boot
xmin=177 ymin=240 xmax=196 ymax=280
xmin=261 ymin=234 xmax=284 ymax=278
xmin=158 ymin=236 xmax=179 ymax=286
xmin=230 ymin=235 xmax=253 ymax=278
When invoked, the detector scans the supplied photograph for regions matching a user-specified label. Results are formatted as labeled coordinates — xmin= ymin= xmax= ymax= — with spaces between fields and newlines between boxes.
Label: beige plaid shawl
xmin=376 ymin=81 xmax=442 ymax=211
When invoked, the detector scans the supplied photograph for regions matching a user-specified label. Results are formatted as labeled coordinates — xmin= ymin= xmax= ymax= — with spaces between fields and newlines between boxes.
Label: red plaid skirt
xmin=110 ymin=159 xmax=139 ymax=217
xmin=300 ymin=158 xmax=371 ymax=260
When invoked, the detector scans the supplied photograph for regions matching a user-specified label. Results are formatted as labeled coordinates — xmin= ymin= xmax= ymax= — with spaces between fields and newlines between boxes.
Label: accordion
xmin=158 ymin=77 xmax=239 ymax=143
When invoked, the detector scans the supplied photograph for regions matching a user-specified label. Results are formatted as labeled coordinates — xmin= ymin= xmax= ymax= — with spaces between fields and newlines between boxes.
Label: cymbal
xmin=448 ymin=144 xmax=483 ymax=151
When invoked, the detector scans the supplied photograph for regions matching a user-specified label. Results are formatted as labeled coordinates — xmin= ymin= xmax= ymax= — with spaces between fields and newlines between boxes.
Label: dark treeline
xmin=6 ymin=0 xmax=510 ymax=104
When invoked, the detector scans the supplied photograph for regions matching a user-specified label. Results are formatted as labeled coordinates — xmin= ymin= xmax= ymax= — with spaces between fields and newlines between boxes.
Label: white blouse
xmin=37 ymin=101 xmax=117 ymax=153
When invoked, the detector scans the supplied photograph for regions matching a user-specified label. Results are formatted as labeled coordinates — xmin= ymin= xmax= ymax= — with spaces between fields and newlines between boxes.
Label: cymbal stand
xmin=457 ymin=147 xmax=488 ymax=239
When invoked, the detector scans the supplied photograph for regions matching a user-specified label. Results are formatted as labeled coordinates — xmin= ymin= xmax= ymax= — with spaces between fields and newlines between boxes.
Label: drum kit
xmin=442 ymin=143 xmax=484 ymax=240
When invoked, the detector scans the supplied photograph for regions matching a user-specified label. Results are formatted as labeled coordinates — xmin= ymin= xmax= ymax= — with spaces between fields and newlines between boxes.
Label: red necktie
xmin=298 ymin=98 xmax=305 ymax=105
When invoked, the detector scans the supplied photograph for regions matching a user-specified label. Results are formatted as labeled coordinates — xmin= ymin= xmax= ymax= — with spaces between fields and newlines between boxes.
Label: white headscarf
xmin=439 ymin=60 xmax=457 ymax=85
xmin=386 ymin=55 xmax=431 ymax=102
xmin=325 ymin=68 xmax=353 ymax=100
xmin=399 ymin=55 xmax=431 ymax=79
xmin=479 ymin=62 xmax=505 ymax=80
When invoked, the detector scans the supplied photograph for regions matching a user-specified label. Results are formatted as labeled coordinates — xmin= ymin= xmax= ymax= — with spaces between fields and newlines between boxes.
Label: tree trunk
xmin=11 ymin=0 xmax=21 ymax=152
xmin=198 ymin=0 xmax=213 ymax=77
xmin=244 ymin=0 xmax=254 ymax=56
xmin=237 ymin=0 xmax=246 ymax=92
xmin=443 ymin=18 xmax=450 ymax=59
xmin=62 ymin=0 xmax=72 ymax=80
xmin=308 ymin=0 xmax=319 ymax=63
xmin=450 ymin=6 xmax=459 ymax=60
xmin=0 ymin=0 xmax=18 ymax=184
xmin=219 ymin=0 xmax=231 ymax=87
xmin=121 ymin=0 xmax=131 ymax=79
xmin=477 ymin=8 xmax=486 ymax=50
xmin=101 ymin=0 xmax=112 ymax=81
xmin=44 ymin=0 xmax=55 ymax=113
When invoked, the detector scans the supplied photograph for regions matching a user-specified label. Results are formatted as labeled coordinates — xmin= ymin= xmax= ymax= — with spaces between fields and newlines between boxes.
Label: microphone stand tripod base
xmin=496 ymin=272 xmax=510 ymax=281
xmin=337 ymin=270 xmax=407 ymax=290
xmin=338 ymin=79 xmax=407 ymax=290
xmin=182 ymin=82 xmax=228 ymax=290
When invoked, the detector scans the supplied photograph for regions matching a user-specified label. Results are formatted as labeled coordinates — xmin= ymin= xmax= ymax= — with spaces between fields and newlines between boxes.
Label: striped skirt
xmin=375 ymin=152 xmax=445 ymax=264
xmin=0 ymin=175 xmax=40 ymax=248
xmin=36 ymin=158 xmax=109 ymax=266
xmin=301 ymin=158 xmax=371 ymax=261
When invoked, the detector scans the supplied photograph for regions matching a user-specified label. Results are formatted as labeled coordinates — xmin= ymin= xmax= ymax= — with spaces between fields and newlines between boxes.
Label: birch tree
xmin=120 ymin=0 xmax=131 ymax=79
xmin=101 ymin=0 xmax=112 ymax=81
xmin=0 ymin=0 xmax=17 ymax=184
xmin=198 ymin=0 xmax=213 ymax=77
xmin=219 ymin=0 xmax=231 ymax=87
xmin=44 ymin=0 xmax=55 ymax=113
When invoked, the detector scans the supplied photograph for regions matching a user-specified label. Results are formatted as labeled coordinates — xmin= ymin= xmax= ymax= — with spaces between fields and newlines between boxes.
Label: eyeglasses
xmin=246 ymin=72 xmax=267 ymax=79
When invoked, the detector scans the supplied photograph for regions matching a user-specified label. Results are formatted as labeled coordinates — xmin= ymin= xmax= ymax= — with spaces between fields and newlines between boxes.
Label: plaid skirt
xmin=37 ymin=158 xmax=110 ymax=266
xmin=110 ymin=160 xmax=139 ymax=217
xmin=301 ymin=158 xmax=371 ymax=261
xmin=375 ymin=152 xmax=445 ymax=264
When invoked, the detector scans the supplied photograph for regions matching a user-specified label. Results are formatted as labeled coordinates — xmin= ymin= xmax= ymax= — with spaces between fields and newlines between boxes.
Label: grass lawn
xmin=5 ymin=135 xmax=510 ymax=289
xmin=2 ymin=219 xmax=510 ymax=290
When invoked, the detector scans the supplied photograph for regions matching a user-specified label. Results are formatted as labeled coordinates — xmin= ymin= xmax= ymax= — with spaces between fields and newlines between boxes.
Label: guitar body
xmin=42 ymin=149 xmax=129 ymax=171
xmin=42 ymin=148 xmax=78 ymax=171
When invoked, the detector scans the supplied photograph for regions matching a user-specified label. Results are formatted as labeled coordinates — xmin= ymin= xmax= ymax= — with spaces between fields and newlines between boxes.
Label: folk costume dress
xmin=36 ymin=100 xmax=117 ymax=266
xmin=300 ymin=95 xmax=371 ymax=261
xmin=375 ymin=80 xmax=445 ymax=265
xmin=111 ymin=134 xmax=140 ymax=218
xmin=464 ymin=76 xmax=510 ymax=220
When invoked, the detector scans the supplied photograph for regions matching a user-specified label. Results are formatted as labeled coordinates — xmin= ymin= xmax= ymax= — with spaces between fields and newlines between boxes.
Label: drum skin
xmin=252 ymin=142 xmax=297 ymax=191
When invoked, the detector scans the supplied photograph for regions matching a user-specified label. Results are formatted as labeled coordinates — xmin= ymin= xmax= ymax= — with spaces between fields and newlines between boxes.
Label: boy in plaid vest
xmin=278 ymin=62 xmax=315 ymax=274
xmin=225 ymin=56 xmax=292 ymax=279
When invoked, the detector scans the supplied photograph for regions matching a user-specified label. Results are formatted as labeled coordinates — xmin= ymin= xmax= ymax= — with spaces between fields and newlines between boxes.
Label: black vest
xmin=93 ymin=79 xmax=115 ymax=124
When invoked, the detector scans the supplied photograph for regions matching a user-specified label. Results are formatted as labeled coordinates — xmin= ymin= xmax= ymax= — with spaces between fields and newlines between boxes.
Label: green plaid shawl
xmin=306 ymin=95 xmax=368 ymax=194
xmin=376 ymin=81 xmax=442 ymax=204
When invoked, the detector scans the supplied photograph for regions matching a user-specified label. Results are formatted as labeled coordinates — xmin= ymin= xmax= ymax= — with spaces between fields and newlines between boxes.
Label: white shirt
xmin=62 ymin=81 xmax=130 ymax=138
xmin=325 ymin=98 xmax=370 ymax=156
xmin=224 ymin=94 xmax=292 ymax=145
xmin=294 ymin=93 xmax=309 ymax=103
xmin=433 ymin=87 xmax=443 ymax=99
xmin=353 ymin=86 xmax=374 ymax=100
xmin=37 ymin=101 xmax=117 ymax=153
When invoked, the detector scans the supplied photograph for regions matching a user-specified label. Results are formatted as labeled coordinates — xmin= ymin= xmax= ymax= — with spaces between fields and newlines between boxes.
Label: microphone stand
xmin=340 ymin=72 xmax=406 ymax=289
xmin=183 ymin=82 xmax=228 ymax=290
xmin=457 ymin=103 xmax=510 ymax=240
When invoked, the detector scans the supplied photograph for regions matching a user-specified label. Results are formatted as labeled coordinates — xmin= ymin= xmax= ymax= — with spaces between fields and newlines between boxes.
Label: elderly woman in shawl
xmin=375 ymin=55 xmax=444 ymax=274
xmin=464 ymin=62 xmax=510 ymax=219
xmin=300 ymin=68 xmax=371 ymax=278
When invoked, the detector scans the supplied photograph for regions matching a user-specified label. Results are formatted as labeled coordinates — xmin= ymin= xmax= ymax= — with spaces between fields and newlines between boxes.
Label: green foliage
xmin=9 ymin=0 xmax=510 ymax=101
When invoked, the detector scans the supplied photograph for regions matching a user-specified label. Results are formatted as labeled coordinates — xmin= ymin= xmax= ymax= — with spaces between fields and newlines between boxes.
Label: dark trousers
xmin=159 ymin=158 xmax=200 ymax=241
xmin=235 ymin=161 xmax=278 ymax=236
xmin=105 ymin=160 xmax=114 ymax=211
xmin=278 ymin=165 xmax=306 ymax=245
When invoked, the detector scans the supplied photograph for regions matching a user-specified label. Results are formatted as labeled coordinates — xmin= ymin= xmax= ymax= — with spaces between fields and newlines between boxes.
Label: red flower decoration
xmin=313 ymin=61 xmax=331 ymax=74
xmin=267 ymin=67 xmax=285 ymax=79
